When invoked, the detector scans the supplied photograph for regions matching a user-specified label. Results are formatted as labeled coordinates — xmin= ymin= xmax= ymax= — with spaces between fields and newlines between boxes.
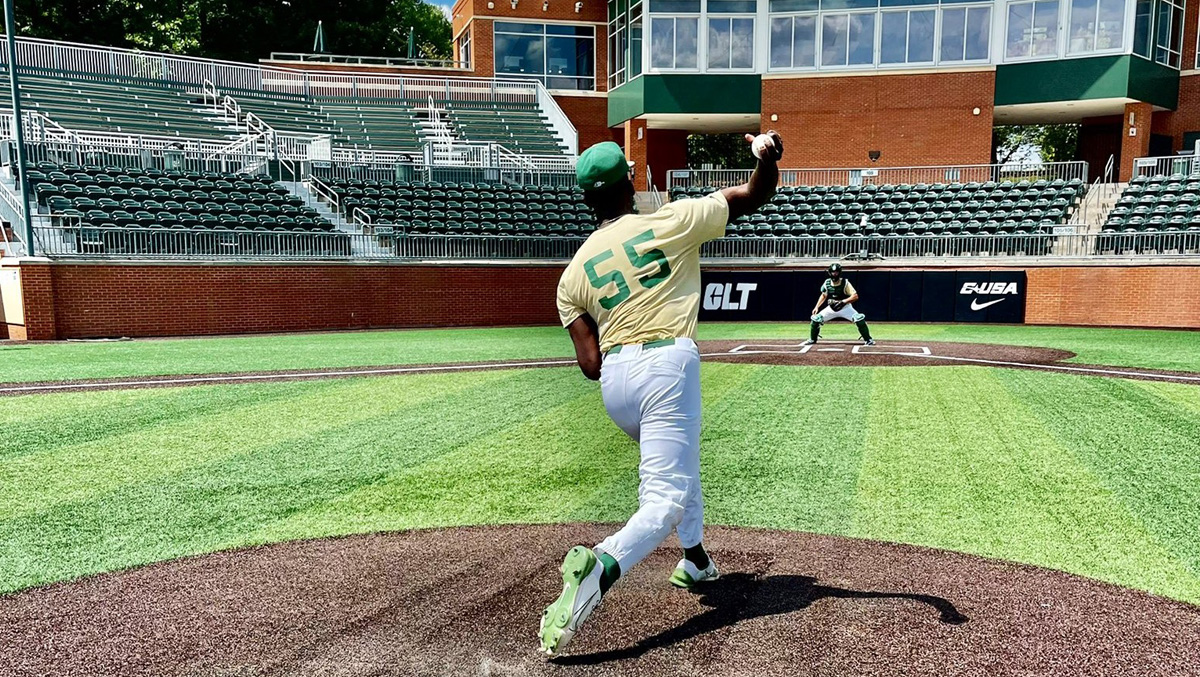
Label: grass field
xmin=2 ymin=322 xmax=1199 ymax=383
xmin=1 ymin=324 xmax=1198 ymax=607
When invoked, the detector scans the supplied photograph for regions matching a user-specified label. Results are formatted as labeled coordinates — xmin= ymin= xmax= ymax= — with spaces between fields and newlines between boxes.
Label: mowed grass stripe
xmin=851 ymin=367 xmax=1200 ymax=604
xmin=999 ymin=371 xmax=1200 ymax=578
xmin=698 ymin=364 xmax=870 ymax=533
xmin=0 ymin=383 xmax=318 ymax=461
xmin=560 ymin=362 xmax=759 ymax=524
xmin=0 ymin=368 xmax=590 ymax=593
xmin=0 ymin=370 xmax=519 ymax=521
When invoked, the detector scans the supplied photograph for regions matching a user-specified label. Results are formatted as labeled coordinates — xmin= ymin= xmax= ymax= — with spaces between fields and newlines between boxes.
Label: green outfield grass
xmin=1 ymin=361 xmax=1198 ymax=605
xmin=1 ymin=323 xmax=1197 ymax=383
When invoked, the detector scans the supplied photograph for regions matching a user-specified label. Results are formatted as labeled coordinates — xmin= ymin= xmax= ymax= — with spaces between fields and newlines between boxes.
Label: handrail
xmin=268 ymin=52 xmax=469 ymax=69
xmin=306 ymin=174 xmax=341 ymax=220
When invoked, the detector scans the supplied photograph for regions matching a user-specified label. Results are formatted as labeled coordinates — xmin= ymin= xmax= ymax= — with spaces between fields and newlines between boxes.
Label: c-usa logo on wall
xmin=960 ymin=281 xmax=1020 ymax=311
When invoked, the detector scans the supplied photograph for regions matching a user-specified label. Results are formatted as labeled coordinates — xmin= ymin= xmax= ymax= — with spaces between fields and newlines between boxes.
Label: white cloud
xmin=436 ymin=2 xmax=454 ymax=20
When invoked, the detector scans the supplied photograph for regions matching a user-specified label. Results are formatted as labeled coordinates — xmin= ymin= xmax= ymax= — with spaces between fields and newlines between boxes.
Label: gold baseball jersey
xmin=557 ymin=192 xmax=729 ymax=352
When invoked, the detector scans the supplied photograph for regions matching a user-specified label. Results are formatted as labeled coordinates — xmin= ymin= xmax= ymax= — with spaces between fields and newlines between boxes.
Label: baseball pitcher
xmin=540 ymin=133 xmax=782 ymax=656
xmin=804 ymin=263 xmax=875 ymax=345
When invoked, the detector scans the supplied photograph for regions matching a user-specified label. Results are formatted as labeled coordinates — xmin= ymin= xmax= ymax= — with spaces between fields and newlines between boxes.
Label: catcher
xmin=804 ymin=263 xmax=875 ymax=346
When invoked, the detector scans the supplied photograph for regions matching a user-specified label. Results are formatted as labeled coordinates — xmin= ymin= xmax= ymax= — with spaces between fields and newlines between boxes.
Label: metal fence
xmin=310 ymin=162 xmax=578 ymax=187
xmin=34 ymin=224 xmax=356 ymax=259
xmin=30 ymin=226 xmax=1200 ymax=261
xmin=268 ymin=53 xmax=470 ymax=70
xmin=670 ymin=161 xmax=1089 ymax=189
xmin=1133 ymin=154 xmax=1200 ymax=178
xmin=15 ymin=136 xmax=275 ymax=178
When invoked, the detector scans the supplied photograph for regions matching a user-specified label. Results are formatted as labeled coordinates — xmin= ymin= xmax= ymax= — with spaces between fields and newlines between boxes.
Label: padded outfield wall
xmin=1 ymin=260 xmax=1198 ymax=340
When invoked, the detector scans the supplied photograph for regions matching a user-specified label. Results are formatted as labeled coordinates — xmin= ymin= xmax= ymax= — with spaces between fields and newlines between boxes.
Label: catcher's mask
xmin=828 ymin=263 xmax=843 ymax=280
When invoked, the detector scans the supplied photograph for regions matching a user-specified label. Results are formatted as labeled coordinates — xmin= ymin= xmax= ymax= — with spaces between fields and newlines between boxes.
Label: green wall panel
xmin=608 ymin=77 xmax=645 ymax=127
xmin=644 ymin=74 xmax=762 ymax=115
xmin=1128 ymin=56 xmax=1179 ymax=109
xmin=607 ymin=74 xmax=761 ymax=126
xmin=994 ymin=55 xmax=1178 ymax=110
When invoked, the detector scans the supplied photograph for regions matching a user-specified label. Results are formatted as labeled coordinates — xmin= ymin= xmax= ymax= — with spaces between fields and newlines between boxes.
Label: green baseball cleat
xmin=538 ymin=546 xmax=604 ymax=657
xmin=669 ymin=557 xmax=720 ymax=589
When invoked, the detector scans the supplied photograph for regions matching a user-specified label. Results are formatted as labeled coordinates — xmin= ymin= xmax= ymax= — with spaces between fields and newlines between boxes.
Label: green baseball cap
xmin=576 ymin=141 xmax=631 ymax=191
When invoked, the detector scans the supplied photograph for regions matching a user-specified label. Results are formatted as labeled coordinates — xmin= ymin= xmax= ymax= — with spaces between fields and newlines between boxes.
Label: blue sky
xmin=435 ymin=2 xmax=454 ymax=20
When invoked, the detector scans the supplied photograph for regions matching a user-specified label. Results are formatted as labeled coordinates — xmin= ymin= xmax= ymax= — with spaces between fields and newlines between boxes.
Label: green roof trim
xmin=994 ymin=55 xmax=1178 ymax=110
xmin=607 ymin=74 xmax=762 ymax=127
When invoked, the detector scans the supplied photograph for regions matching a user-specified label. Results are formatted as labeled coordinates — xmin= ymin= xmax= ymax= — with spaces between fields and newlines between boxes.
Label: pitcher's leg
xmin=673 ymin=351 xmax=705 ymax=550
xmin=594 ymin=348 xmax=700 ymax=574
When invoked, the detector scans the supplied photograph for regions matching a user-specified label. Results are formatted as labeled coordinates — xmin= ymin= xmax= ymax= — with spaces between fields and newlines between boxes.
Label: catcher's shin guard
xmin=855 ymin=319 xmax=872 ymax=341
xmin=809 ymin=315 xmax=822 ymax=342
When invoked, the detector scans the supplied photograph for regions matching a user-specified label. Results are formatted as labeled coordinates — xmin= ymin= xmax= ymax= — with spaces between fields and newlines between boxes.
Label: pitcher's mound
xmin=2 ymin=524 xmax=1198 ymax=676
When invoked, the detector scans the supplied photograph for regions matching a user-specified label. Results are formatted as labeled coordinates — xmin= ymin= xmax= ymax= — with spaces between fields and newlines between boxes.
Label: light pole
xmin=4 ymin=0 xmax=33 ymax=254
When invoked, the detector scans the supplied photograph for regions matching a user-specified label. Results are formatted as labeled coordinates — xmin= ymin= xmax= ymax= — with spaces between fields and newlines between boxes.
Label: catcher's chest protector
xmin=823 ymin=279 xmax=850 ymax=301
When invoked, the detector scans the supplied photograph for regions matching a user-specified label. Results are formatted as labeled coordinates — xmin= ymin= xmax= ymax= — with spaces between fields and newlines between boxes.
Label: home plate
xmin=817 ymin=348 xmax=844 ymax=352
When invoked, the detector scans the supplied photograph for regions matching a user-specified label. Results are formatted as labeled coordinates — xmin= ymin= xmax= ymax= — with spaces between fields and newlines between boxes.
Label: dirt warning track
xmin=1 ymin=524 xmax=1197 ymax=676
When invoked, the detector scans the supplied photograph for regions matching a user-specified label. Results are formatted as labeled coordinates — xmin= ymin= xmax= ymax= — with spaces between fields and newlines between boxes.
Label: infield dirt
xmin=2 ymin=524 xmax=1198 ymax=676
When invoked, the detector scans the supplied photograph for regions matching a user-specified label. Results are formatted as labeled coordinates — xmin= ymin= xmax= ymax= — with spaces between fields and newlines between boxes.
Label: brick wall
xmin=13 ymin=261 xmax=55 ymax=341
xmin=760 ymin=71 xmax=995 ymax=168
xmin=555 ymin=94 xmax=615 ymax=151
xmin=29 ymin=263 xmax=565 ymax=340
xmin=13 ymin=261 xmax=1199 ymax=340
xmin=1026 ymin=266 xmax=1200 ymax=329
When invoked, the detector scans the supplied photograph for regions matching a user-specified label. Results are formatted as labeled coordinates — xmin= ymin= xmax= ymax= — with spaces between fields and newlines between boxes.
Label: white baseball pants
xmin=594 ymin=337 xmax=704 ymax=574
xmin=816 ymin=303 xmax=862 ymax=323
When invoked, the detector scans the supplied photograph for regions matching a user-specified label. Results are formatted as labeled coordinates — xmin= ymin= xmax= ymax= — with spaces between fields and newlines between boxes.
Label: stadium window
xmin=631 ymin=2 xmax=644 ymax=78
xmin=1005 ymin=0 xmax=1060 ymax=60
xmin=494 ymin=22 xmax=596 ymax=90
xmin=708 ymin=16 xmax=756 ymax=69
xmin=1152 ymin=0 xmax=1183 ymax=67
xmin=880 ymin=8 xmax=935 ymax=65
xmin=1066 ymin=0 xmax=1125 ymax=54
xmin=456 ymin=31 xmax=471 ymax=68
xmin=821 ymin=11 xmax=876 ymax=67
xmin=769 ymin=14 xmax=817 ymax=69
xmin=651 ymin=16 xmax=700 ymax=68
xmin=939 ymin=5 xmax=990 ymax=62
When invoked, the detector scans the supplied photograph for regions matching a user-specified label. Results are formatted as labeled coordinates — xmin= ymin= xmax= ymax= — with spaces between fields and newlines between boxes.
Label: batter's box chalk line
xmin=726 ymin=343 xmax=932 ymax=356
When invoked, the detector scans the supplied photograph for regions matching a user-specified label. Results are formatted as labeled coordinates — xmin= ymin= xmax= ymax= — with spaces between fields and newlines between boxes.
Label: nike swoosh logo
xmin=970 ymin=298 xmax=1005 ymax=311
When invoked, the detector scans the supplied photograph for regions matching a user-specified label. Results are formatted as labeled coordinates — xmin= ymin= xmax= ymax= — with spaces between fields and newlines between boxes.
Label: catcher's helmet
xmin=828 ymin=263 xmax=843 ymax=278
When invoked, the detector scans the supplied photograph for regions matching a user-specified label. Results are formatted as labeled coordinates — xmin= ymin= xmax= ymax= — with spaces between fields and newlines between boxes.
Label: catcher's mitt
xmin=829 ymin=300 xmax=846 ymax=311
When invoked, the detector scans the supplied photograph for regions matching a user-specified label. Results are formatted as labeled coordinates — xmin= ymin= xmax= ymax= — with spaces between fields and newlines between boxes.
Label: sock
xmin=597 ymin=552 xmax=620 ymax=594
xmin=810 ymin=322 xmax=820 ymax=341
xmin=683 ymin=544 xmax=710 ymax=570
xmin=856 ymin=320 xmax=872 ymax=341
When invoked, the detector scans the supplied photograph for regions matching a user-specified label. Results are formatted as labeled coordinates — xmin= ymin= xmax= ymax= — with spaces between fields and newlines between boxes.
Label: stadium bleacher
xmin=671 ymin=178 xmax=1086 ymax=239
xmin=315 ymin=97 xmax=425 ymax=153
xmin=324 ymin=177 xmax=596 ymax=237
xmin=1103 ymin=174 xmax=1200 ymax=234
xmin=448 ymin=102 xmax=570 ymax=156
xmin=0 ymin=67 xmax=226 ymax=139
xmin=26 ymin=161 xmax=345 ymax=255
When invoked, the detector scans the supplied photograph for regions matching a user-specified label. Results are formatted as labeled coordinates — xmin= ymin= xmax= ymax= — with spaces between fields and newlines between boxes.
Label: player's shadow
xmin=555 ymin=572 xmax=968 ymax=666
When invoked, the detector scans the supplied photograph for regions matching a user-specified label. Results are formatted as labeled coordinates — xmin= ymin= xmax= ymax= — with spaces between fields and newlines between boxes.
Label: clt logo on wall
xmin=703 ymin=282 xmax=757 ymax=311
xmin=960 ymin=281 xmax=1020 ymax=311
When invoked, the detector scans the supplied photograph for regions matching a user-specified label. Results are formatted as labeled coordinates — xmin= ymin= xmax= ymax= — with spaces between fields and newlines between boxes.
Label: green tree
xmin=14 ymin=0 xmax=452 ymax=64
xmin=687 ymin=133 xmax=756 ymax=170
xmin=992 ymin=124 xmax=1080 ymax=165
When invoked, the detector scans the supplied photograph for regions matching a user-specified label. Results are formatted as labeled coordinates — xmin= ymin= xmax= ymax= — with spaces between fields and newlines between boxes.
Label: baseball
xmin=750 ymin=133 xmax=775 ymax=160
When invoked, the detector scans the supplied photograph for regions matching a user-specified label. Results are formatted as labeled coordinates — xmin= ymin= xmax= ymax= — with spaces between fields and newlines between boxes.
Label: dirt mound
xmin=2 ymin=524 xmax=1197 ymax=676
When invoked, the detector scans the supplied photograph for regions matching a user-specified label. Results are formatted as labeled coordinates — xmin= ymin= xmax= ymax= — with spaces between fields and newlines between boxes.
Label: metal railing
xmin=18 ymin=135 xmax=274 ymax=178
xmin=34 ymin=224 xmax=355 ymax=259
xmin=1133 ymin=154 xmax=1200 ymax=178
xmin=29 ymin=225 xmax=1200 ymax=261
xmin=268 ymin=52 xmax=469 ymax=70
xmin=310 ymin=163 xmax=577 ymax=187
xmin=670 ymin=161 xmax=1089 ymax=189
